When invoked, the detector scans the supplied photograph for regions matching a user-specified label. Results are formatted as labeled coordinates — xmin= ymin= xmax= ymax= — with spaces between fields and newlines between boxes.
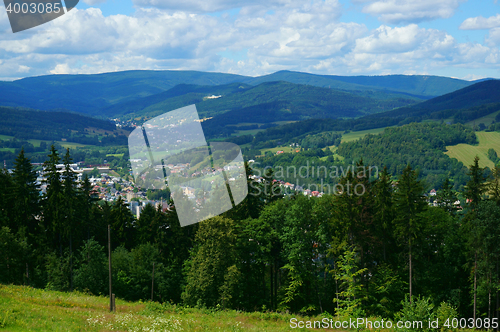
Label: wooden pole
xmin=151 ymin=262 xmax=155 ymax=302
xmin=108 ymin=224 xmax=113 ymax=312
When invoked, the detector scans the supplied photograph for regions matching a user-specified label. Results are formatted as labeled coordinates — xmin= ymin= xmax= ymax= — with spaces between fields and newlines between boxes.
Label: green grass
xmin=0 ymin=148 xmax=15 ymax=153
xmin=445 ymin=131 xmax=500 ymax=169
xmin=259 ymin=146 xmax=300 ymax=156
xmin=232 ymin=129 xmax=265 ymax=136
xmin=0 ymin=134 xmax=90 ymax=148
xmin=341 ymin=127 xmax=388 ymax=143
xmin=466 ymin=110 xmax=500 ymax=127
xmin=0 ymin=284 xmax=339 ymax=332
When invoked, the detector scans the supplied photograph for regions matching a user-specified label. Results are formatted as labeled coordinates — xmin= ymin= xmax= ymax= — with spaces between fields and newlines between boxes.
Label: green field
xmin=233 ymin=128 xmax=265 ymax=136
xmin=341 ymin=127 xmax=388 ymax=143
xmin=445 ymin=131 xmax=500 ymax=169
xmin=0 ymin=134 xmax=90 ymax=149
xmin=259 ymin=146 xmax=300 ymax=156
xmin=466 ymin=110 xmax=500 ymax=127
xmin=0 ymin=284 xmax=333 ymax=332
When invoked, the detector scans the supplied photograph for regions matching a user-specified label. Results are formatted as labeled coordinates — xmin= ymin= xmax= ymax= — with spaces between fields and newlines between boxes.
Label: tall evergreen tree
xmin=465 ymin=156 xmax=486 ymax=210
xmin=61 ymin=149 xmax=77 ymax=290
xmin=12 ymin=148 xmax=40 ymax=239
xmin=463 ymin=156 xmax=487 ymax=320
xmin=43 ymin=145 xmax=63 ymax=254
xmin=393 ymin=164 xmax=427 ymax=303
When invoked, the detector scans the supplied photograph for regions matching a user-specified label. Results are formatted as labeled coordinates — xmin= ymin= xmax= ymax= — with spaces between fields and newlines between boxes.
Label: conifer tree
xmin=43 ymin=145 xmax=63 ymax=254
xmin=12 ymin=148 xmax=40 ymax=238
xmin=394 ymin=164 xmax=427 ymax=303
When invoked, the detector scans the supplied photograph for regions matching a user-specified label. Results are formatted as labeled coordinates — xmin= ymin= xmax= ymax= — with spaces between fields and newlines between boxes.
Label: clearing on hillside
xmin=445 ymin=131 xmax=500 ymax=169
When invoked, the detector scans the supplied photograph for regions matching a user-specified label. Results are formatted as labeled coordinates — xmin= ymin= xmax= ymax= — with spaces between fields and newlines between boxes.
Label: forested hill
xmin=252 ymin=122 xmax=476 ymax=190
xmin=0 ymin=106 xmax=128 ymax=144
xmin=336 ymin=122 xmax=477 ymax=188
xmin=369 ymin=79 xmax=500 ymax=121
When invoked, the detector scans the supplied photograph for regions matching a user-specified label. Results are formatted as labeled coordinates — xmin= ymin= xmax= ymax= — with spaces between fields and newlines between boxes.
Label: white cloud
xmin=486 ymin=27 xmax=500 ymax=46
xmin=0 ymin=0 xmax=498 ymax=79
xmin=356 ymin=0 xmax=465 ymax=24
xmin=459 ymin=14 xmax=500 ymax=30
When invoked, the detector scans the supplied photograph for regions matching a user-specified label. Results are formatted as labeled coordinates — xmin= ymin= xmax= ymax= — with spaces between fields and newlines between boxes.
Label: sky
xmin=0 ymin=0 xmax=499 ymax=81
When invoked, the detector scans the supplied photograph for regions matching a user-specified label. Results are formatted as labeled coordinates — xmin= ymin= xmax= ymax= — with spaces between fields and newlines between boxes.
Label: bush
xmin=436 ymin=302 xmax=458 ymax=332
xmin=394 ymin=295 xmax=434 ymax=332
xmin=74 ymin=238 xmax=108 ymax=295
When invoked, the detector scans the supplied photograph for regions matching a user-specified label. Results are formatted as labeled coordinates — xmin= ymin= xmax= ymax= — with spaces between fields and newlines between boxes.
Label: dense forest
xmin=1 ymin=144 xmax=500 ymax=325
xmin=0 ymin=106 xmax=129 ymax=144
xmin=250 ymin=123 xmax=476 ymax=190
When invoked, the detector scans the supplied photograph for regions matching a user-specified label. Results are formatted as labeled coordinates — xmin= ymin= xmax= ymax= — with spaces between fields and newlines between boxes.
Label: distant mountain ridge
xmin=0 ymin=69 xmax=478 ymax=116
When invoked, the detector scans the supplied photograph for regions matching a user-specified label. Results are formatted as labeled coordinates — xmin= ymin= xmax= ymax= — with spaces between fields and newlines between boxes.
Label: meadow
xmin=0 ymin=285 xmax=335 ymax=332
xmin=445 ymin=131 xmax=500 ymax=169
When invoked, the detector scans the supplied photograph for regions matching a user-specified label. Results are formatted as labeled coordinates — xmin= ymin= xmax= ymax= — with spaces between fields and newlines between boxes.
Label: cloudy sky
xmin=0 ymin=0 xmax=499 ymax=80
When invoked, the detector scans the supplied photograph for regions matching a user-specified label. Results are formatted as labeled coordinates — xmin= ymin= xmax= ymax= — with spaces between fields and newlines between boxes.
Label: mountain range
xmin=0 ymin=70 xmax=484 ymax=117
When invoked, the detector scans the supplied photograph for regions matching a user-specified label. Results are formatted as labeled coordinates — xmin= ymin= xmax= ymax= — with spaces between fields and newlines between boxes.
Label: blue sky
xmin=0 ymin=0 xmax=499 ymax=80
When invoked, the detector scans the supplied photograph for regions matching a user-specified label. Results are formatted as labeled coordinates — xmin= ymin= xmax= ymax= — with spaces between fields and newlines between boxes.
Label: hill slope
xmin=367 ymin=80 xmax=500 ymax=123
xmin=0 ymin=284 xmax=311 ymax=331
xmin=0 ymin=106 xmax=128 ymax=144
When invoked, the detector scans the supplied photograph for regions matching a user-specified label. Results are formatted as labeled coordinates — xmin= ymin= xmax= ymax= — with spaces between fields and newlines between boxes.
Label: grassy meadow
xmin=340 ymin=127 xmax=388 ymax=143
xmin=0 ymin=134 xmax=89 ymax=149
xmin=0 ymin=284 xmax=338 ymax=332
xmin=445 ymin=131 xmax=500 ymax=169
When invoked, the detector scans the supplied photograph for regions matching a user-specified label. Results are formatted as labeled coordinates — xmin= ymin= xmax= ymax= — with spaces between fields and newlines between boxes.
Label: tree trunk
xmin=70 ymin=232 xmax=73 ymax=292
xmin=409 ymin=239 xmax=412 ymax=304
xmin=474 ymin=252 xmax=477 ymax=321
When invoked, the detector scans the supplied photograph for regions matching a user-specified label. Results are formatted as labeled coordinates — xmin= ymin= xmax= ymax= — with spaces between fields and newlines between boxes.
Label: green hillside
xmin=445 ymin=131 xmax=500 ymax=169
xmin=370 ymin=80 xmax=500 ymax=120
xmin=0 ymin=106 xmax=129 ymax=145
xmin=101 ymin=82 xmax=252 ymax=118
xmin=0 ymin=285 xmax=303 ymax=331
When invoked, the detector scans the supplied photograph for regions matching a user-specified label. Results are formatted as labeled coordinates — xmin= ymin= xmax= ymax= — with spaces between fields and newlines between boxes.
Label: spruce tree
xmin=12 ymin=148 xmax=40 ymax=238
xmin=394 ymin=164 xmax=427 ymax=303
xmin=43 ymin=145 xmax=63 ymax=254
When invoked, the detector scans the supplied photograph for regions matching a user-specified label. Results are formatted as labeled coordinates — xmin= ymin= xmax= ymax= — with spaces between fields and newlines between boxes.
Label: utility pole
xmin=151 ymin=262 xmax=155 ymax=302
xmin=108 ymin=224 xmax=113 ymax=312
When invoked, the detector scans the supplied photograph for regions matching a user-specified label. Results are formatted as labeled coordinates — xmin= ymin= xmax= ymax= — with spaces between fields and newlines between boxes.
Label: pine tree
xmin=465 ymin=156 xmax=486 ymax=210
xmin=373 ymin=166 xmax=395 ymax=262
xmin=463 ymin=156 xmax=487 ymax=320
xmin=435 ymin=177 xmax=458 ymax=214
xmin=12 ymin=148 xmax=40 ymax=238
xmin=393 ymin=164 xmax=427 ymax=303
xmin=43 ymin=145 xmax=63 ymax=254
xmin=61 ymin=149 xmax=77 ymax=290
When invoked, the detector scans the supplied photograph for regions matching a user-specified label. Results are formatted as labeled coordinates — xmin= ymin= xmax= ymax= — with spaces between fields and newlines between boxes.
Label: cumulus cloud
xmin=459 ymin=14 xmax=500 ymax=30
xmin=355 ymin=0 xmax=465 ymax=24
xmin=0 ymin=0 xmax=498 ymax=79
